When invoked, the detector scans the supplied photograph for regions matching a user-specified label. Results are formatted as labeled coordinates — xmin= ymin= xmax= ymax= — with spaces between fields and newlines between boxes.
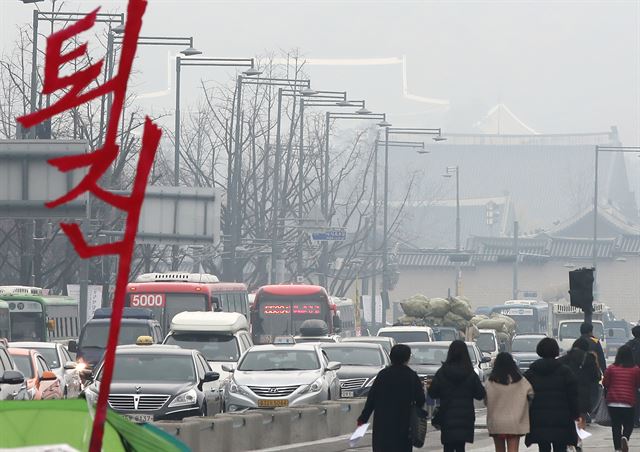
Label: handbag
xmin=592 ymin=392 xmax=611 ymax=426
xmin=410 ymin=404 xmax=429 ymax=448
xmin=431 ymin=405 xmax=442 ymax=430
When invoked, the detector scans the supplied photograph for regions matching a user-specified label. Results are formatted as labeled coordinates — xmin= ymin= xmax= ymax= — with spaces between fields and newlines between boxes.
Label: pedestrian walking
xmin=558 ymin=337 xmax=601 ymax=428
xmin=602 ymin=345 xmax=640 ymax=452
xmin=428 ymin=340 xmax=486 ymax=452
xmin=524 ymin=337 xmax=579 ymax=452
xmin=623 ymin=325 xmax=640 ymax=427
xmin=485 ymin=352 xmax=534 ymax=452
xmin=580 ymin=322 xmax=606 ymax=373
xmin=357 ymin=344 xmax=425 ymax=452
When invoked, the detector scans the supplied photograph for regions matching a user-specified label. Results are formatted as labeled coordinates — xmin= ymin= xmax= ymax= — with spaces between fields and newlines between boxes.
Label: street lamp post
xmin=319 ymin=110 xmax=390 ymax=287
xmin=381 ymin=127 xmax=445 ymax=325
xmin=443 ymin=165 xmax=461 ymax=295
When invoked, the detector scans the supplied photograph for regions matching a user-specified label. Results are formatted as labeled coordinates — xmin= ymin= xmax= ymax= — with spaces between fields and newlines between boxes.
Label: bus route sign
xmin=310 ymin=229 xmax=346 ymax=241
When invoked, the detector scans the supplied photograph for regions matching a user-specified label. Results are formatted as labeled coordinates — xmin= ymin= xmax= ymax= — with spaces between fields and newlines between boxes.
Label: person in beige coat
xmin=485 ymin=352 xmax=534 ymax=452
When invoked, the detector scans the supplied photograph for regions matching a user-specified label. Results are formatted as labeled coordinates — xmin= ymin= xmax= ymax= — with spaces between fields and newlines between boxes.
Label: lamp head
xmin=416 ymin=149 xmax=430 ymax=154
xmin=433 ymin=136 xmax=447 ymax=142
xmin=111 ymin=23 xmax=126 ymax=34
xmin=356 ymin=107 xmax=371 ymax=115
xmin=299 ymin=87 xmax=318 ymax=96
xmin=243 ymin=67 xmax=263 ymax=76
xmin=180 ymin=46 xmax=202 ymax=56
xmin=378 ymin=120 xmax=392 ymax=127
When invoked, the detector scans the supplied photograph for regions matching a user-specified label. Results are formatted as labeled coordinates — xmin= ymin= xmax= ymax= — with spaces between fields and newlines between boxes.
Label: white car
xmin=222 ymin=343 xmax=341 ymax=412
xmin=377 ymin=326 xmax=435 ymax=344
xmin=10 ymin=341 xmax=82 ymax=398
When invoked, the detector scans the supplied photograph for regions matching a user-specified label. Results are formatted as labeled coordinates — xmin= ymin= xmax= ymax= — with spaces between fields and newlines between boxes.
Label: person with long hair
xmin=357 ymin=344 xmax=425 ymax=452
xmin=603 ymin=345 xmax=640 ymax=452
xmin=524 ymin=337 xmax=579 ymax=452
xmin=485 ymin=352 xmax=534 ymax=452
xmin=558 ymin=337 xmax=601 ymax=429
xmin=428 ymin=340 xmax=486 ymax=452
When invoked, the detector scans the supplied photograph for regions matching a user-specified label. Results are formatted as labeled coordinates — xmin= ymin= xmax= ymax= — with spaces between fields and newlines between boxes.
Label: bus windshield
xmin=128 ymin=293 xmax=208 ymax=333
xmin=252 ymin=292 xmax=329 ymax=343
xmin=560 ymin=322 xmax=604 ymax=340
xmin=492 ymin=307 xmax=540 ymax=334
xmin=10 ymin=312 xmax=44 ymax=341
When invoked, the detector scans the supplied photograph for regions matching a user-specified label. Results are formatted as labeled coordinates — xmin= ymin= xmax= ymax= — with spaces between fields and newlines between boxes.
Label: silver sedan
xmin=10 ymin=341 xmax=82 ymax=398
xmin=222 ymin=343 xmax=341 ymax=411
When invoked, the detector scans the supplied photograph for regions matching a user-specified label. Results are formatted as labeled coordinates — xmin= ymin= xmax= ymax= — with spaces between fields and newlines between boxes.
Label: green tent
xmin=0 ymin=399 xmax=189 ymax=452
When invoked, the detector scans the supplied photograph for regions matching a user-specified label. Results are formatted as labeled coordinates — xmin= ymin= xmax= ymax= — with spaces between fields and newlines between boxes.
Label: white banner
xmin=362 ymin=295 xmax=382 ymax=324
xmin=67 ymin=284 xmax=103 ymax=322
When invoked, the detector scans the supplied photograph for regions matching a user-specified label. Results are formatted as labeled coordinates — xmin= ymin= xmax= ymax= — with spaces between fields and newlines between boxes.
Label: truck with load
xmin=552 ymin=302 xmax=608 ymax=353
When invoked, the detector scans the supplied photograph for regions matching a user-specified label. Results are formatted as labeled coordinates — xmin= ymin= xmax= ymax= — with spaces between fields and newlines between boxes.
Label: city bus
xmin=0 ymin=286 xmax=79 ymax=343
xmin=490 ymin=300 xmax=549 ymax=335
xmin=0 ymin=301 xmax=10 ymax=339
xmin=250 ymin=285 xmax=340 ymax=344
xmin=125 ymin=272 xmax=250 ymax=333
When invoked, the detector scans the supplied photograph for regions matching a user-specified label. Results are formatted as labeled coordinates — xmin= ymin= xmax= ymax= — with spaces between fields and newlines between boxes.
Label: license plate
xmin=125 ymin=414 xmax=153 ymax=423
xmin=341 ymin=390 xmax=355 ymax=398
xmin=257 ymin=399 xmax=288 ymax=408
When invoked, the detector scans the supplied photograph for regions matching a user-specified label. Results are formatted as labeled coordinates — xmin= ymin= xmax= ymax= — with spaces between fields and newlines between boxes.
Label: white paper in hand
xmin=575 ymin=422 xmax=592 ymax=440
xmin=349 ymin=423 xmax=369 ymax=447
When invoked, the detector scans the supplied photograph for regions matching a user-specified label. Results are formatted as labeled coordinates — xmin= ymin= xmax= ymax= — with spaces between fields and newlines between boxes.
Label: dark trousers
xmin=609 ymin=406 xmax=635 ymax=450
xmin=443 ymin=442 xmax=465 ymax=452
xmin=537 ymin=442 xmax=566 ymax=452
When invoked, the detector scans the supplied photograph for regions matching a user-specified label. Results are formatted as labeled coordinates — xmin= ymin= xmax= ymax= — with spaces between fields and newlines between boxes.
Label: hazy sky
xmin=1 ymin=0 xmax=639 ymax=142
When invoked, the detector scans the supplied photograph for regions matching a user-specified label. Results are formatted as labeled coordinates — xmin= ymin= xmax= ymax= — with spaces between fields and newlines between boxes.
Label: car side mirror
xmin=68 ymin=340 xmax=78 ymax=353
xmin=221 ymin=364 xmax=235 ymax=373
xmin=203 ymin=371 xmax=219 ymax=383
xmin=63 ymin=361 xmax=77 ymax=370
xmin=480 ymin=356 xmax=492 ymax=364
xmin=41 ymin=370 xmax=57 ymax=381
xmin=327 ymin=361 xmax=341 ymax=371
xmin=0 ymin=370 xmax=24 ymax=385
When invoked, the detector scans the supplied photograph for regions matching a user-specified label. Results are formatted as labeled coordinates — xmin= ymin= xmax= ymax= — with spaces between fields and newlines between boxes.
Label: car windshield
xmin=81 ymin=323 xmax=150 ymax=348
xmin=238 ymin=350 xmax=320 ymax=371
xmin=560 ymin=322 xmax=605 ymax=340
xmin=512 ymin=337 xmax=543 ymax=353
xmin=409 ymin=344 xmax=477 ymax=365
xmin=476 ymin=333 xmax=496 ymax=352
xmin=435 ymin=329 xmax=458 ymax=341
xmin=165 ymin=333 xmax=239 ymax=362
xmin=378 ymin=331 xmax=429 ymax=344
xmin=323 ymin=347 xmax=383 ymax=367
xmin=12 ymin=355 xmax=33 ymax=378
xmin=34 ymin=348 xmax=60 ymax=369
xmin=100 ymin=353 xmax=196 ymax=382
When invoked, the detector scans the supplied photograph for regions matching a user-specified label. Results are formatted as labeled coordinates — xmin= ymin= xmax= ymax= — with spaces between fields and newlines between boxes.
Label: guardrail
xmin=153 ymin=399 xmax=366 ymax=452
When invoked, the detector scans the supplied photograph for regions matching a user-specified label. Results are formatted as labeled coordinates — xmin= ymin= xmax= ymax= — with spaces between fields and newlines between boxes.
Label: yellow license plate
xmin=258 ymin=399 xmax=289 ymax=408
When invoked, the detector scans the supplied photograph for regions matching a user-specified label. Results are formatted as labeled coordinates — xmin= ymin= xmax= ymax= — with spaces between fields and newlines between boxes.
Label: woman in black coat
xmin=524 ymin=337 xmax=579 ymax=452
xmin=428 ymin=340 xmax=486 ymax=452
xmin=557 ymin=337 xmax=601 ymax=423
xmin=358 ymin=344 xmax=426 ymax=452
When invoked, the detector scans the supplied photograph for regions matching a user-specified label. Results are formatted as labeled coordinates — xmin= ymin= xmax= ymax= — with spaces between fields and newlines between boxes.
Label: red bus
xmin=250 ymin=285 xmax=338 ymax=344
xmin=125 ymin=273 xmax=249 ymax=333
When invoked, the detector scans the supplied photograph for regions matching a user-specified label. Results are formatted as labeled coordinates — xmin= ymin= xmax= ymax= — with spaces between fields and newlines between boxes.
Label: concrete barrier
xmin=152 ymin=398 xmax=370 ymax=451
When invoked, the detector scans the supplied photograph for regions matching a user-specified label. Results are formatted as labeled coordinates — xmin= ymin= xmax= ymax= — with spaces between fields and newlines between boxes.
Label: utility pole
xmin=512 ymin=220 xmax=519 ymax=300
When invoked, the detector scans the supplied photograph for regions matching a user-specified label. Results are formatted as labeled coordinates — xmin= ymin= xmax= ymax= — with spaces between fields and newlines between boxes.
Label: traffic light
xmin=568 ymin=267 xmax=594 ymax=311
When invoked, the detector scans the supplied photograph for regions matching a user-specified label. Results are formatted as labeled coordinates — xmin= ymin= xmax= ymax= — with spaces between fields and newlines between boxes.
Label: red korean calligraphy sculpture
xmin=17 ymin=1 xmax=160 ymax=450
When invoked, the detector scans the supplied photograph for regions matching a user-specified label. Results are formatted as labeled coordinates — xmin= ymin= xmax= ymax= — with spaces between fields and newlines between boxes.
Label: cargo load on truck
xmin=398 ymin=294 xmax=475 ymax=336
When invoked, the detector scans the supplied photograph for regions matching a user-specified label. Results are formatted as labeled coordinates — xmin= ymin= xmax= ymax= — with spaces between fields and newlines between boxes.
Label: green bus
xmin=0 ymin=287 xmax=79 ymax=343
xmin=0 ymin=300 xmax=10 ymax=340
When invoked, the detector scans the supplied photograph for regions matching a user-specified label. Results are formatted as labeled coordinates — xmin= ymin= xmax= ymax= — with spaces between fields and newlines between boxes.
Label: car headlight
xmin=169 ymin=388 xmax=198 ymax=408
xmin=309 ymin=377 xmax=324 ymax=393
xmin=365 ymin=377 xmax=376 ymax=388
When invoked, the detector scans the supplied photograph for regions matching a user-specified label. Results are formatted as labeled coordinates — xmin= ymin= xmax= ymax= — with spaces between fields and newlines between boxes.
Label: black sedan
xmin=321 ymin=343 xmax=389 ymax=399
xmin=84 ymin=344 xmax=220 ymax=422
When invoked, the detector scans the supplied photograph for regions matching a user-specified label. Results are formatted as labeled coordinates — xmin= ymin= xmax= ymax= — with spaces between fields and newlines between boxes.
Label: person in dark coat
xmin=580 ymin=322 xmax=606 ymax=373
xmin=428 ymin=340 xmax=486 ymax=452
xmin=357 ymin=344 xmax=425 ymax=452
xmin=624 ymin=325 xmax=640 ymax=427
xmin=524 ymin=337 xmax=579 ymax=452
xmin=557 ymin=337 xmax=601 ymax=426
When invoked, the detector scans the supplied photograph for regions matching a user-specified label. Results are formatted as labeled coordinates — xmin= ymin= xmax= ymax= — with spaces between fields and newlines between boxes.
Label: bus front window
xmin=254 ymin=294 xmax=329 ymax=342
xmin=10 ymin=312 xmax=44 ymax=341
